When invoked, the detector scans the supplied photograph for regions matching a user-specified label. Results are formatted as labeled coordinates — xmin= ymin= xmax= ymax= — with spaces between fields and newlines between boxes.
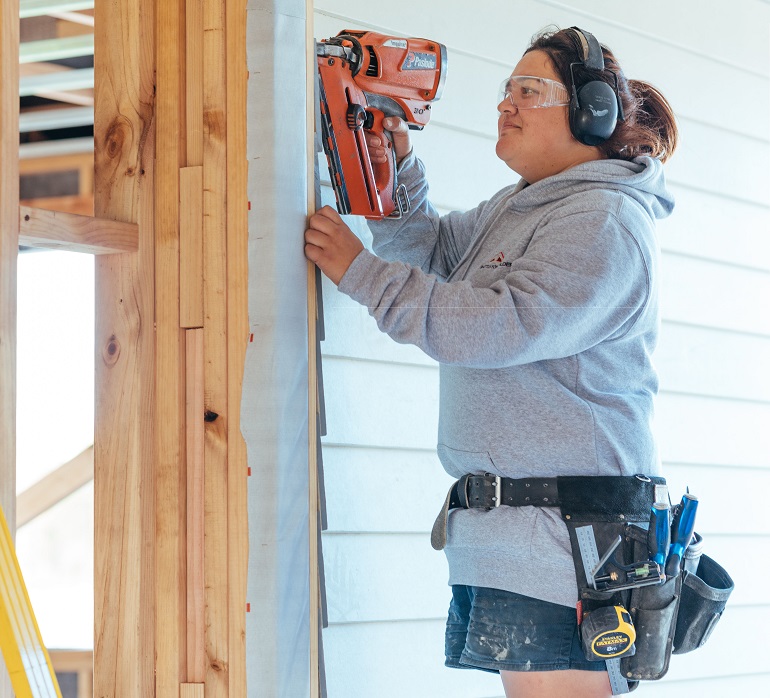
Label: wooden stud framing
xmin=186 ymin=0 xmax=204 ymax=167
xmin=19 ymin=206 xmax=138 ymax=254
xmin=179 ymin=167 xmax=204 ymax=328
xmin=0 ymin=0 xmax=20 ymax=547
xmin=2 ymin=0 xmax=248 ymax=693
xmin=202 ymin=1 xmax=230 ymax=694
xmin=93 ymin=0 xmax=156 ymax=695
xmin=0 ymin=3 xmax=19 ymax=695
xmin=225 ymin=0 xmax=248 ymax=692
xmin=16 ymin=446 xmax=94 ymax=528
xmin=153 ymin=0 xmax=186 ymax=693
xmin=92 ymin=0 xmax=249 ymax=696
xmin=185 ymin=329 xmax=206 ymax=683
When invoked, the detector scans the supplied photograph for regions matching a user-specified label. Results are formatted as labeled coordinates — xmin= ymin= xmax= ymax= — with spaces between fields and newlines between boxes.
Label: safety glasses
xmin=497 ymin=75 xmax=570 ymax=111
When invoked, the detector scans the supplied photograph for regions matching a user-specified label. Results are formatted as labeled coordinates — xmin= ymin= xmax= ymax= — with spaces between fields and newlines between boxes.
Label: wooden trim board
xmin=16 ymin=446 xmax=94 ymax=528
xmin=19 ymin=206 xmax=138 ymax=254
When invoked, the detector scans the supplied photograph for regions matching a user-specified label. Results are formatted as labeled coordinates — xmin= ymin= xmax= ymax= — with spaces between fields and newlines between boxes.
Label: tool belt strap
xmin=430 ymin=473 xmax=666 ymax=551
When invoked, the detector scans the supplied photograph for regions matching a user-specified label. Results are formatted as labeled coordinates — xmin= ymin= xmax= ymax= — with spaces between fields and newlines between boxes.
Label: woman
xmin=305 ymin=26 xmax=678 ymax=698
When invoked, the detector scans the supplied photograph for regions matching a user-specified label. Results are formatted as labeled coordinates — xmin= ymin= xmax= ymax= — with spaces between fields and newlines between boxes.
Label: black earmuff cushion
xmin=570 ymin=80 xmax=619 ymax=146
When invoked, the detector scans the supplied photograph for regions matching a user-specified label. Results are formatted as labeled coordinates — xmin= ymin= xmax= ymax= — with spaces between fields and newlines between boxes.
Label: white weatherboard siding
xmin=316 ymin=1 xmax=770 ymax=695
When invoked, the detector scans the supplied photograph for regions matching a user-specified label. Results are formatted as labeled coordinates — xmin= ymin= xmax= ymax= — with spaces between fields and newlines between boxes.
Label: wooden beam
xmin=179 ymin=166 xmax=204 ymax=328
xmin=16 ymin=446 xmax=94 ymax=528
xmin=185 ymin=329 xmax=205 ymax=683
xmin=0 ymin=0 xmax=19 ymax=526
xmin=185 ymin=0 xmax=203 ymax=166
xmin=202 ymin=0 xmax=230 ymax=693
xmin=93 ymin=0 xmax=155 ymax=695
xmin=19 ymin=205 xmax=138 ymax=254
xmin=225 ymin=0 xmax=248 ymax=695
xmin=49 ymin=10 xmax=94 ymax=26
xmin=153 ymin=0 xmax=186 ymax=693
xmin=0 ymin=2 xmax=19 ymax=697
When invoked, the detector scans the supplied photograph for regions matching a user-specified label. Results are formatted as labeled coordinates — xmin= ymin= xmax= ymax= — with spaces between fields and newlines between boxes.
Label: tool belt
xmin=431 ymin=472 xmax=734 ymax=691
xmin=430 ymin=472 xmax=665 ymax=551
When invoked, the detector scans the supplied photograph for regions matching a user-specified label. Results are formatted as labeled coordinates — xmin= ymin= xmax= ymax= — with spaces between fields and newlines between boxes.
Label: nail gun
xmin=316 ymin=30 xmax=447 ymax=219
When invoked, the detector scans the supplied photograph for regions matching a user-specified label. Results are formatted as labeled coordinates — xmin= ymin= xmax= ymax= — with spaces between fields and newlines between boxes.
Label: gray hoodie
xmin=338 ymin=151 xmax=675 ymax=608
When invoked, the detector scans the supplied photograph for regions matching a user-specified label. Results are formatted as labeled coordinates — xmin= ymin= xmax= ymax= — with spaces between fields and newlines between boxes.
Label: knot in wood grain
xmin=102 ymin=335 xmax=121 ymax=365
xmin=104 ymin=117 xmax=132 ymax=161
xmin=204 ymin=109 xmax=226 ymax=142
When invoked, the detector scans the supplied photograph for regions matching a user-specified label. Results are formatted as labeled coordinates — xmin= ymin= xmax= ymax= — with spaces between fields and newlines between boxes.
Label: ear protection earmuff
xmin=565 ymin=27 xmax=624 ymax=146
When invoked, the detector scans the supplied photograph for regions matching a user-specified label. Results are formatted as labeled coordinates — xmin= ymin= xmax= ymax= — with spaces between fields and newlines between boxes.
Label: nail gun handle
xmin=364 ymin=108 xmax=401 ymax=219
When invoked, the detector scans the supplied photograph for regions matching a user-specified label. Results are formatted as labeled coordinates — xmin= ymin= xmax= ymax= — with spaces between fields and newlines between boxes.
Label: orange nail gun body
xmin=317 ymin=30 xmax=447 ymax=219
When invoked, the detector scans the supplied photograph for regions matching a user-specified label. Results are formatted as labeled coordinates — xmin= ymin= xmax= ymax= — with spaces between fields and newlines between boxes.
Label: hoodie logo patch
xmin=480 ymin=251 xmax=512 ymax=269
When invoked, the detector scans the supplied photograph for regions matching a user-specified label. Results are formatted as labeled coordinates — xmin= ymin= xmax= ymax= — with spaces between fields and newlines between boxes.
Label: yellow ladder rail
xmin=0 ymin=504 xmax=61 ymax=698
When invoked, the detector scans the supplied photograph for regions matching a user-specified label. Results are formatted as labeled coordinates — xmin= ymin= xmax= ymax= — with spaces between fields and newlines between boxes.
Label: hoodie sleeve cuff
xmin=396 ymin=148 xmax=416 ymax=175
xmin=337 ymin=249 xmax=386 ymax=305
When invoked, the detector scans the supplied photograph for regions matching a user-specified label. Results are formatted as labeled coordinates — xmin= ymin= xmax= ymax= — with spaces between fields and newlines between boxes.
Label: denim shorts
xmin=445 ymin=585 xmax=607 ymax=673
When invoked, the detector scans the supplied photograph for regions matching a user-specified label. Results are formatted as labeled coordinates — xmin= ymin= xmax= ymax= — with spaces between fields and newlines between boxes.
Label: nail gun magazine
xmin=316 ymin=30 xmax=447 ymax=219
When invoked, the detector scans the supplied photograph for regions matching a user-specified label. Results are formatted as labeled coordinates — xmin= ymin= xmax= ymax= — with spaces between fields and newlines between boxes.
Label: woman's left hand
xmin=304 ymin=206 xmax=364 ymax=285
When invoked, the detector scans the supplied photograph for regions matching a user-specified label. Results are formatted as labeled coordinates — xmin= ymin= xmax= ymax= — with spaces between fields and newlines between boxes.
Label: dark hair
xmin=525 ymin=27 xmax=679 ymax=163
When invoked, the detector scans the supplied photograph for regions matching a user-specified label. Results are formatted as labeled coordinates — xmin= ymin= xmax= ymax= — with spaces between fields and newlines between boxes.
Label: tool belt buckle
xmin=491 ymin=474 xmax=502 ymax=508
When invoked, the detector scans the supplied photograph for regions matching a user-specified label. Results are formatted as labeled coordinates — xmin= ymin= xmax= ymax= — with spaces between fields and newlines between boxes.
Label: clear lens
xmin=497 ymin=75 xmax=570 ymax=111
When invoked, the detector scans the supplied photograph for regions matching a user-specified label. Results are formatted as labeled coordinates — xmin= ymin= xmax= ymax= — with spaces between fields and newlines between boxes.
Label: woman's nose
xmin=497 ymin=96 xmax=518 ymax=115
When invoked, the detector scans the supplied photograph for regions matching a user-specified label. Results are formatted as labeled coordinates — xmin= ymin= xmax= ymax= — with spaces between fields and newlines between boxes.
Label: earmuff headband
xmin=567 ymin=27 xmax=604 ymax=71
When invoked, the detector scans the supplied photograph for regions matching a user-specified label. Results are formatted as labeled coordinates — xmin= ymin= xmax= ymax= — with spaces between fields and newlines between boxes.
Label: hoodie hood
xmin=510 ymin=156 xmax=675 ymax=221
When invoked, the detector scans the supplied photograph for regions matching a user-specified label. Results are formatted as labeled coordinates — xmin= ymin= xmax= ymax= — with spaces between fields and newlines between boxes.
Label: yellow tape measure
xmin=582 ymin=605 xmax=636 ymax=659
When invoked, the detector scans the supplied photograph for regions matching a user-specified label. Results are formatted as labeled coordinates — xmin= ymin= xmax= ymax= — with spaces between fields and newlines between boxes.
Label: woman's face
xmin=496 ymin=50 xmax=601 ymax=182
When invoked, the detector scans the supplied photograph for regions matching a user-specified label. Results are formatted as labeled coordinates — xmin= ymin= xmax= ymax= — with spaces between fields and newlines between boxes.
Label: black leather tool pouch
xmin=558 ymin=477 xmax=734 ymax=687
xmin=673 ymin=552 xmax=733 ymax=654
xmin=619 ymin=524 xmax=681 ymax=681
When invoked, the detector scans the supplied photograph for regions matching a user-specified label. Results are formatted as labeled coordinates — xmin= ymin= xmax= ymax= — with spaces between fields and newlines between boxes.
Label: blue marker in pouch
xmin=664 ymin=494 xmax=698 ymax=578
xmin=647 ymin=502 xmax=670 ymax=567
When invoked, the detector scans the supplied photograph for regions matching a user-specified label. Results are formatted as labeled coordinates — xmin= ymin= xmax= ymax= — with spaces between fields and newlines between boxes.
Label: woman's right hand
xmin=366 ymin=116 xmax=412 ymax=166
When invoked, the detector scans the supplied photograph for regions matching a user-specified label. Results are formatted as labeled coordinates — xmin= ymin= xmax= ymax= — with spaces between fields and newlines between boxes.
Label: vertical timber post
xmin=93 ymin=0 xmax=156 ymax=694
xmin=224 ymin=0 xmax=249 ymax=694
xmin=0 ymin=0 xmax=19 ymax=695
xmin=94 ymin=0 xmax=249 ymax=695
